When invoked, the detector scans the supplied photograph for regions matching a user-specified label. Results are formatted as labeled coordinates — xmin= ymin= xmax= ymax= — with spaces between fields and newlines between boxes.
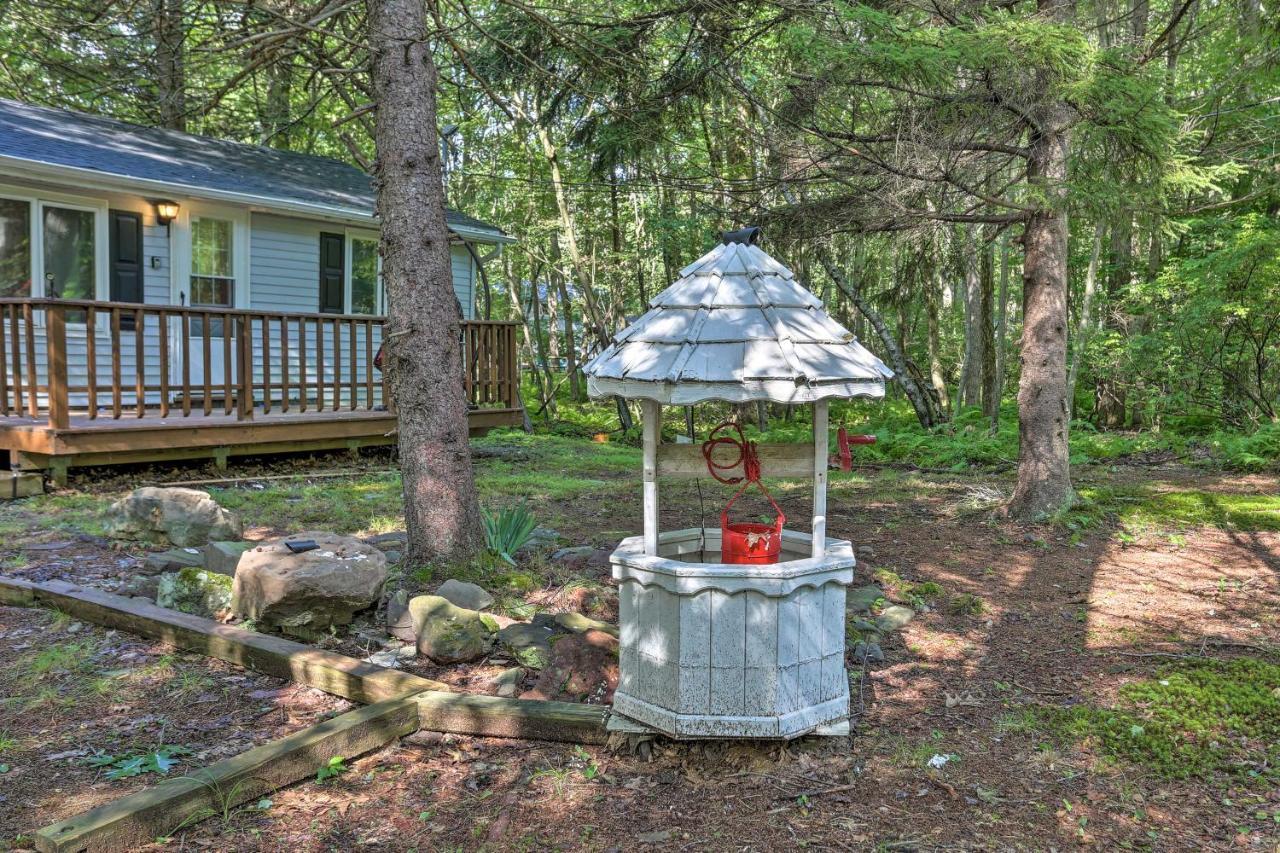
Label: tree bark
xmin=927 ymin=266 xmax=950 ymax=417
xmin=991 ymin=234 xmax=1011 ymax=432
xmin=1007 ymin=48 xmax=1075 ymax=518
xmin=369 ymin=0 xmax=484 ymax=564
xmin=154 ymin=0 xmax=186 ymax=130
xmin=959 ymin=244 xmax=985 ymax=408
xmin=979 ymin=239 xmax=997 ymax=420
xmin=1066 ymin=221 xmax=1104 ymax=417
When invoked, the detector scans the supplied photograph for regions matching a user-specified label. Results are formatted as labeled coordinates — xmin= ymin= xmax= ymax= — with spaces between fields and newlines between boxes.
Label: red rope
xmin=701 ymin=421 xmax=761 ymax=484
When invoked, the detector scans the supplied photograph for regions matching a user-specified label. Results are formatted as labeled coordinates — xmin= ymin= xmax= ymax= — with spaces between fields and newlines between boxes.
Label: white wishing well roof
xmin=584 ymin=232 xmax=893 ymax=405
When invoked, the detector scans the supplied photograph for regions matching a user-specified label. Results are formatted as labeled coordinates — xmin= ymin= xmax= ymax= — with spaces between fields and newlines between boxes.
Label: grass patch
xmin=1040 ymin=657 xmax=1280 ymax=780
xmin=1068 ymin=486 xmax=1280 ymax=535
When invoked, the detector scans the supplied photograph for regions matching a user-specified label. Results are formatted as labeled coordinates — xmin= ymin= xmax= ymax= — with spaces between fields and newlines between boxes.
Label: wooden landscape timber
xmin=6 ymin=578 xmax=448 ymax=703
xmin=656 ymin=441 xmax=814 ymax=479
xmin=33 ymin=695 xmax=422 ymax=853
xmin=0 ymin=575 xmax=613 ymax=851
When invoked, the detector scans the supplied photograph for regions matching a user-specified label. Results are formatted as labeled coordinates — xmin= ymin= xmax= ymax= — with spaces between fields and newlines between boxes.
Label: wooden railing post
xmin=237 ymin=313 xmax=254 ymax=421
xmin=46 ymin=302 xmax=69 ymax=430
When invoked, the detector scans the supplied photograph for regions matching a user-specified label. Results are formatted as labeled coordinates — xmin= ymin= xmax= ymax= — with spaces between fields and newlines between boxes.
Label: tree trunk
xmin=959 ymin=245 xmax=985 ymax=408
xmin=926 ymin=267 xmax=950 ymax=417
xmin=979 ymin=239 xmax=997 ymax=420
xmin=1066 ymin=221 xmax=1104 ymax=417
xmin=991 ymin=234 xmax=1011 ymax=432
xmin=369 ymin=0 xmax=483 ymax=564
xmin=154 ymin=0 xmax=186 ymax=131
xmin=1007 ymin=79 xmax=1074 ymax=518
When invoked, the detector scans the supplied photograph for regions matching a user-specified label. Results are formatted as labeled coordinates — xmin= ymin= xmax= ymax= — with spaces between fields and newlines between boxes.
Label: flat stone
xmin=852 ymin=641 xmax=885 ymax=664
xmin=143 ymin=548 xmax=204 ymax=575
xmin=876 ymin=605 xmax=916 ymax=633
xmin=436 ymin=579 xmax=494 ymax=612
xmin=118 ymin=575 xmax=160 ymax=601
xmin=496 ymin=621 xmax=562 ymax=670
xmin=363 ymin=647 xmax=403 ymax=669
xmin=848 ymin=584 xmax=885 ymax=614
xmin=157 ymin=568 xmax=233 ymax=618
xmin=409 ymin=595 xmax=494 ymax=664
xmin=386 ymin=589 xmax=415 ymax=642
xmin=364 ymin=531 xmax=408 ymax=551
xmin=104 ymin=487 xmax=242 ymax=547
xmin=554 ymin=612 xmax=619 ymax=638
xmin=203 ymin=540 xmax=252 ymax=576
xmin=383 ymin=550 xmax=403 ymax=566
xmin=488 ymin=666 xmax=525 ymax=698
xmin=231 ymin=531 xmax=388 ymax=636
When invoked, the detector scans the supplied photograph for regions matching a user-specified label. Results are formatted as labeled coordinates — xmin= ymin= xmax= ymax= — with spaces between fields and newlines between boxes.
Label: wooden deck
xmin=1 ymin=298 xmax=524 ymax=481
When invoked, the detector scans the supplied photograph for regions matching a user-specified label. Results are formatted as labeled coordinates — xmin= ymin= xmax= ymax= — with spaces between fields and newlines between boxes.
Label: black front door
xmin=109 ymin=210 xmax=144 ymax=329
xmin=319 ymin=232 xmax=344 ymax=314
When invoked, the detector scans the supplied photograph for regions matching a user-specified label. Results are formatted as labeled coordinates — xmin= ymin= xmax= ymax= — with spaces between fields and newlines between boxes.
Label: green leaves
xmin=316 ymin=755 xmax=349 ymax=783
xmin=86 ymin=745 xmax=192 ymax=781
xmin=481 ymin=501 xmax=539 ymax=565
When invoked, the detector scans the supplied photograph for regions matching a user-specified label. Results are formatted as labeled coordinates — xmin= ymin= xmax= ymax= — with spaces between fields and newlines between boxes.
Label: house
xmin=0 ymin=99 xmax=522 ymax=483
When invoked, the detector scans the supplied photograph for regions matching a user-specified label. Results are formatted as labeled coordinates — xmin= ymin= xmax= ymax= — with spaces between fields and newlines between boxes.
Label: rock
xmin=496 ymin=621 xmax=563 ymax=670
xmin=104 ymin=487 xmax=242 ymax=547
xmin=848 ymin=616 xmax=881 ymax=637
xmin=364 ymin=531 xmax=407 ymax=552
xmin=157 ymin=568 xmax=233 ymax=618
xmin=383 ymin=550 xmax=403 ymax=567
xmin=409 ymin=595 xmax=495 ymax=664
xmin=876 ymin=605 xmax=916 ymax=633
xmin=436 ymin=579 xmax=494 ymax=612
xmin=143 ymin=548 xmax=204 ymax=575
xmin=386 ymin=589 xmax=415 ymax=642
xmin=488 ymin=666 xmax=525 ymax=698
xmin=550 ymin=545 xmax=613 ymax=573
xmin=203 ymin=541 xmax=252 ymax=576
xmin=852 ymin=641 xmax=885 ymax=664
xmin=517 ymin=527 xmax=562 ymax=556
xmin=363 ymin=647 xmax=403 ymax=669
xmin=231 ymin=532 xmax=388 ymax=637
xmin=118 ymin=575 xmax=160 ymax=601
xmin=521 ymin=629 xmax=619 ymax=703
xmin=553 ymin=612 xmax=619 ymax=638
xmin=858 ymin=545 xmax=877 ymax=559
xmin=847 ymin=584 xmax=885 ymax=614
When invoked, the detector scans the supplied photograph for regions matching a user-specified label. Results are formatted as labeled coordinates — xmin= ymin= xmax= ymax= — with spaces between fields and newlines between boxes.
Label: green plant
xmin=481 ymin=501 xmax=538 ymax=565
xmin=87 ymin=745 xmax=192 ymax=781
xmin=316 ymin=755 xmax=349 ymax=782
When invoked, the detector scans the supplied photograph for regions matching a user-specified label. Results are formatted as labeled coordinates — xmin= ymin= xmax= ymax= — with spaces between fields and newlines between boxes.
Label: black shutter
xmin=110 ymin=210 xmax=144 ymax=329
xmin=319 ymin=233 xmax=345 ymax=314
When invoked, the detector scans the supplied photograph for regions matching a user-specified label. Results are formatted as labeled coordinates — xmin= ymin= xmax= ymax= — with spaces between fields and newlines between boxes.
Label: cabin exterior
xmin=0 ymin=99 xmax=522 ymax=483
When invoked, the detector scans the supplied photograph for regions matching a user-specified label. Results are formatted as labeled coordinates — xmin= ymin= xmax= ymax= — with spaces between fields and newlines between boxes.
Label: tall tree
xmin=369 ymin=0 xmax=484 ymax=565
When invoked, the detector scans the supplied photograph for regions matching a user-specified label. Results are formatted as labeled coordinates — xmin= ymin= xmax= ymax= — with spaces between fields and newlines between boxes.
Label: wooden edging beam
xmin=412 ymin=691 xmax=608 ymax=745
xmin=34 ymin=694 xmax=422 ymax=853
xmin=0 ymin=578 xmax=448 ymax=703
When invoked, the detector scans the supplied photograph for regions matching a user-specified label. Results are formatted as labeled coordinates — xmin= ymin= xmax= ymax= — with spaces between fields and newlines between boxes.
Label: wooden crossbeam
xmin=655 ymin=441 xmax=813 ymax=479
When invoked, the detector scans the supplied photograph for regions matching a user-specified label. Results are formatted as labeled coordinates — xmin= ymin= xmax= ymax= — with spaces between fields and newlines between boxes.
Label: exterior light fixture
xmin=154 ymin=200 xmax=180 ymax=225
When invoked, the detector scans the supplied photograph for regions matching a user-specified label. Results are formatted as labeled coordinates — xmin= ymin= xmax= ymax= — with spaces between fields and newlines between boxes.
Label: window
xmin=190 ymin=216 xmax=235 ymax=336
xmin=0 ymin=198 xmax=31 ymax=298
xmin=191 ymin=217 xmax=234 ymax=307
xmin=42 ymin=205 xmax=96 ymax=302
xmin=350 ymin=237 xmax=379 ymax=315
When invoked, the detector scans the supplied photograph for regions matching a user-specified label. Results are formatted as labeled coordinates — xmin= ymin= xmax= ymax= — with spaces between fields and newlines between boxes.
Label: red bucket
xmin=719 ymin=479 xmax=786 ymax=565
xmin=721 ymin=519 xmax=783 ymax=564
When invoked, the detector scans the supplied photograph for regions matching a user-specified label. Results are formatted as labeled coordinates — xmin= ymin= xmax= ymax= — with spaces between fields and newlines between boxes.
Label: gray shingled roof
xmin=584 ymin=237 xmax=892 ymax=404
xmin=0 ymin=98 xmax=506 ymax=239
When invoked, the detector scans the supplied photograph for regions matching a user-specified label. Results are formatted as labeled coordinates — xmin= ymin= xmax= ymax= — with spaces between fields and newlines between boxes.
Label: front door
xmin=319 ymin=232 xmax=344 ymax=314
xmin=109 ymin=210 xmax=144 ymax=330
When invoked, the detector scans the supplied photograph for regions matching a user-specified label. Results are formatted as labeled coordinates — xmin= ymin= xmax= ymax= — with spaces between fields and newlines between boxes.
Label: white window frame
xmin=0 ymin=183 xmax=110 ymax=305
xmin=344 ymin=228 xmax=382 ymax=315
xmin=171 ymin=200 xmax=250 ymax=310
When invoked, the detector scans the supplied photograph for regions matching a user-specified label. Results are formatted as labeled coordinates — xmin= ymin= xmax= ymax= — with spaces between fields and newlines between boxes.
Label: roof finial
xmin=720 ymin=226 xmax=761 ymax=246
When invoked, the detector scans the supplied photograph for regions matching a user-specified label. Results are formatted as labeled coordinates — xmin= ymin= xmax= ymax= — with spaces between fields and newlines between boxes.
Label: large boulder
xmin=409 ymin=595 xmax=496 ymax=664
xmin=104 ymin=487 xmax=242 ymax=547
xmin=521 ymin=629 xmax=619 ymax=703
xmin=157 ymin=568 xmax=233 ymax=618
xmin=231 ymin=532 xmax=387 ymax=637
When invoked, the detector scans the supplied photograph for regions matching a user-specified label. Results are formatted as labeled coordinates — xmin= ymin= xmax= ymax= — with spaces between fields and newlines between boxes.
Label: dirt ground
xmin=1 ymin=451 xmax=1278 ymax=851
xmin=0 ymin=606 xmax=349 ymax=847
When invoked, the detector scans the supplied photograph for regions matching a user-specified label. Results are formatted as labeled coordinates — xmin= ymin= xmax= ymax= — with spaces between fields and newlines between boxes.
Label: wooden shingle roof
xmin=584 ymin=234 xmax=892 ymax=404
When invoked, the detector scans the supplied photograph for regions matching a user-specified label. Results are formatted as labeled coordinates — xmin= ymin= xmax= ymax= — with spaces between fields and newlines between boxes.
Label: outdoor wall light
xmin=154 ymin=200 xmax=180 ymax=225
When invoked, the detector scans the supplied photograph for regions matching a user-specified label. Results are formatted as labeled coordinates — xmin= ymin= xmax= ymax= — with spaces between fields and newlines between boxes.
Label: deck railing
xmin=0 ymin=298 xmax=519 ymax=429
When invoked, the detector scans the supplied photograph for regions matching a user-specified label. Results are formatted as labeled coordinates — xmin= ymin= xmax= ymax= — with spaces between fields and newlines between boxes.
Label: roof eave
xmin=0 ymin=153 xmax=515 ymax=244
